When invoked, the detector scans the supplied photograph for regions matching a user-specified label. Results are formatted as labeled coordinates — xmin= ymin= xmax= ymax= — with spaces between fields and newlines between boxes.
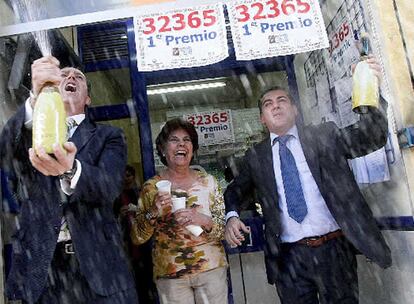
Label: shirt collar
xmin=270 ymin=125 xmax=298 ymax=145
xmin=67 ymin=114 xmax=85 ymax=126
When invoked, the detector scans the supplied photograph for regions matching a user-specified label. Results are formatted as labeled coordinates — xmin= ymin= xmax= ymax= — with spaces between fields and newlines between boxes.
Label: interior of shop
xmin=1 ymin=0 xmax=414 ymax=303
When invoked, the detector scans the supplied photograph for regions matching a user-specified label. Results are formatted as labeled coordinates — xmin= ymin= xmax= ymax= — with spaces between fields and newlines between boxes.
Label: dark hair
xmin=125 ymin=165 xmax=136 ymax=177
xmin=155 ymin=118 xmax=199 ymax=166
xmin=257 ymin=86 xmax=295 ymax=113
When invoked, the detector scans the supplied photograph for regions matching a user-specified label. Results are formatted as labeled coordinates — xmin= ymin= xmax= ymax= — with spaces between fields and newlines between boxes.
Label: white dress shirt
xmin=226 ymin=125 xmax=340 ymax=243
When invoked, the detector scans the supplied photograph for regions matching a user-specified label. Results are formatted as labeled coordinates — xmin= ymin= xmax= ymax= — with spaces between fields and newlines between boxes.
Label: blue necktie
xmin=274 ymin=135 xmax=308 ymax=223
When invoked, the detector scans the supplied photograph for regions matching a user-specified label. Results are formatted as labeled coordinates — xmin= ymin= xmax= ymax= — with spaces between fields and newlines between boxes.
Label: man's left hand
xmin=366 ymin=54 xmax=382 ymax=84
xmin=29 ymin=142 xmax=77 ymax=176
xmin=351 ymin=54 xmax=382 ymax=84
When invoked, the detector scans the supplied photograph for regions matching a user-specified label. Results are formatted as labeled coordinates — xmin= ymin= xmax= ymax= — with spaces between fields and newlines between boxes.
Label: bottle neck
xmin=40 ymin=83 xmax=59 ymax=93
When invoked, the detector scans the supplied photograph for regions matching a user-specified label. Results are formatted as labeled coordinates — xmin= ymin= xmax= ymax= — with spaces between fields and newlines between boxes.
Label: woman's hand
xmin=150 ymin=192 xmax=172 ymax=217
xmin=174 ymin=206 xmax=213 ymax=231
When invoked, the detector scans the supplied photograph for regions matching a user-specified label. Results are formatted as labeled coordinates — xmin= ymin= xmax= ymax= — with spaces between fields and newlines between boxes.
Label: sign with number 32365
xmin=184 ymin=110 xmax=234 ymax=146
xmin=228 ymin=0 xmax=329 ymax=60
xmin=134 ymin=3 xmax=228 ymax=71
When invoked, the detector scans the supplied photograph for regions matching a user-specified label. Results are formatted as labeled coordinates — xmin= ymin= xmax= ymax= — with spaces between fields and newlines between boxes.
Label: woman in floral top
xmin=131 ymin=118 xmax=228 ymax=304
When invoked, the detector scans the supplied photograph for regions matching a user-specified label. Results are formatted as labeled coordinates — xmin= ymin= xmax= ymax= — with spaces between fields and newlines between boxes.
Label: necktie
xmin=275 ymin=135 xmax=308 ymax=223
xmin=66 ymin=118 xmax=78 ymax=138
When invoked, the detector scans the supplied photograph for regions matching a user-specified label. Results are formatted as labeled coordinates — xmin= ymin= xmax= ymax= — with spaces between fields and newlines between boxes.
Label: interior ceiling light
xmin=147 ymin=78 xmax=226 ymax=95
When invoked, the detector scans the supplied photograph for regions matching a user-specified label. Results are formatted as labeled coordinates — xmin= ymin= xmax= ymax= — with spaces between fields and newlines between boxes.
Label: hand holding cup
xmin=174 ymin=205 xmax=205 ymax=237
xmin=152 ymin=180 xmax=172 ymax=216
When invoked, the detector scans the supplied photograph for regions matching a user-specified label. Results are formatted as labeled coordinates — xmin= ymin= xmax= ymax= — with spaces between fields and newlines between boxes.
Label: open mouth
xmin=175 ymin=150 xmax=187 ymax=157
xmin=65 ymin=83 xmax=77 ymax=92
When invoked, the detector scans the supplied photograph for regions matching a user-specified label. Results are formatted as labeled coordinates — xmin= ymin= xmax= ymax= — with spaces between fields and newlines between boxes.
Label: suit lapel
xmin=297 ymin=126 xmax=322 ymax=186
xmin=69 ymin=116 xmax=96 ymax=154
xmin=257 ymin=138 xmax=279 ymax=204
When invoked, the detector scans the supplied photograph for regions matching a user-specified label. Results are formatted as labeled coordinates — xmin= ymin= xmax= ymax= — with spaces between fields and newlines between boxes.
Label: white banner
xmin=183 ymin=110 xmax=234 ymax=146
xmin=228 ymin=0 xmax=329 ymax=60
xmin=327 ymin=18 xmax=360 ymax=82
xmin=134 ymin=3 xmax=228 ymax=71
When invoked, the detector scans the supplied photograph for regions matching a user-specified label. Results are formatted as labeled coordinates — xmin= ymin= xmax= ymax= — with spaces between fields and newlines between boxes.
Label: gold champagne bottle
xmin=351 ymin=34 xmax=379 ymax=114
xmin=32 ymin=85 xmax=67 ymax=154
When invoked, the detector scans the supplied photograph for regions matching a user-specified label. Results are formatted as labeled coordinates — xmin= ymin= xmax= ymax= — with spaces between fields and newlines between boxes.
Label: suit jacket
xmin=224 ymin=102 xmax=392 ymax=284
xmin=0 ymin=106 xmax=135 ymax=303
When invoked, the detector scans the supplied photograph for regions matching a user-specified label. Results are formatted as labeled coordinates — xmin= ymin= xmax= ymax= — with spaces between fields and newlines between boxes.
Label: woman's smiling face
xmin=164 ymin=128 xmax=194 ymax=169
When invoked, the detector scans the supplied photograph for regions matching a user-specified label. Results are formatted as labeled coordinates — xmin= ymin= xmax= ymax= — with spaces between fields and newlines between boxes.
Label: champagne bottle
xmin=32 ymin=85 xmax=67 ymax=154
xmin=351 ymin=34 xmax=379 ymax=114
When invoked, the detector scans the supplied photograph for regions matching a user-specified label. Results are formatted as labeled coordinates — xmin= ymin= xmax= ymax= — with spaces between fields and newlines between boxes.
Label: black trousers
xmin=34 ymin=242 xmax=138 ymax=304
xmin=275 ymin=237 xmax=358 ymax=304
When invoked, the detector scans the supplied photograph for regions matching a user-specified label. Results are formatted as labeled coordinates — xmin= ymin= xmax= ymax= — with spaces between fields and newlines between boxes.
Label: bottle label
xmin=352 ymin=61 xmax=379 ymax=112
xmin=33 ymin=88 xmax=67 ymax=154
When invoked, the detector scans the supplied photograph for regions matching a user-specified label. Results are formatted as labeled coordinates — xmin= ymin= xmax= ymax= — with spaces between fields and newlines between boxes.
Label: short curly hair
xmin=155 ymin=118 xmax=199 ymax=166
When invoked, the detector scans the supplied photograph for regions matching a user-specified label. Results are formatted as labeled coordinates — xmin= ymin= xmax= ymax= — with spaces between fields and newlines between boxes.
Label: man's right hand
xmin=225 ymin=217 xmax=250 ymax=247
xmin=30 ymin=56 xmax=62 ymax=106
xmin=29 ymin=142 xmax=77 ymax=176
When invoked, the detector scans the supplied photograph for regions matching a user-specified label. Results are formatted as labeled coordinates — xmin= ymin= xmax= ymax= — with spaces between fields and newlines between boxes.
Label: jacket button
xmin=53 ymin=225 xmax=60 ymax=232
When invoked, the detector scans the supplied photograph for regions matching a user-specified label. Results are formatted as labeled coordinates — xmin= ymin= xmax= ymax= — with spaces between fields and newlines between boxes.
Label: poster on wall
xmin=327 ymin=17 xmax=360 ymax=82
xmin=227 ymin=0 xmax=329 ymax=60
xmin=334 ymin=77 xmax=359 ymax=127
xmin=134 ymin=2 xmax=228 ymax=71
xmin=183 ymin=110 xmax=235 ymax=146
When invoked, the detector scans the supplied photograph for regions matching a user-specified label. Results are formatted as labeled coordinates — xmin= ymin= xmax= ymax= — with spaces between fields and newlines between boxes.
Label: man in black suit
xmin=224 ymin=57 xmax=391 ymax=303
xmin=1 ymin=56 xmax=138 ymax=303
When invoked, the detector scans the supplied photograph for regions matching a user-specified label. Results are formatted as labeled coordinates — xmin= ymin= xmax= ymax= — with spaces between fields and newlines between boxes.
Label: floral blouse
xmin=131 ymin=171 xmax=227 ymax=280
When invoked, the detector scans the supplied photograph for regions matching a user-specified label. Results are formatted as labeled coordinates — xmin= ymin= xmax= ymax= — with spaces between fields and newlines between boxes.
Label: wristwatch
xmin=59 ymin=160 xmax=78 ymax=180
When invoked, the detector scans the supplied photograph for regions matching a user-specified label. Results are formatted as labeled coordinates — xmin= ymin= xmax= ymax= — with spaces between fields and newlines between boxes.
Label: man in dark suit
xmin=1 ymin=56 xmax=138 ymax=303
xmin=224 ymin=57 xmax=391 ymax=303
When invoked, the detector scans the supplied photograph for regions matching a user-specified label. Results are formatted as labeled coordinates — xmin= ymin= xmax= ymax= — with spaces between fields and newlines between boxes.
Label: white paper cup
xmin=156 ymin=180 xmax=171 ymax=194
xmin=186 ymin=225 xmax=203 ymax=237
xmin=171 ymin=197 xmax=186 ymax=212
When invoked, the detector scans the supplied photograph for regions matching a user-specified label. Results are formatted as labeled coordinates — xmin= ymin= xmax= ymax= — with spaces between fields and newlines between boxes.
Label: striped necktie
xmin=274 ymin=135 xmax=308 ymax=223
xmin=66 ymin=118 xmax=78 ymax=138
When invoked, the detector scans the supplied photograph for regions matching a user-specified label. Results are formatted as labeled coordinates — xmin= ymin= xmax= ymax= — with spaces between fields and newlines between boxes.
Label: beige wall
xmin=370 ymin=0 xmax=414 ymax=213
xmin=0 ymin=1 xmax=14 ymax=27
xmin=59 ymin=27 xmax=78 ymax=56
xmin=395 ymin=0 xmax=414 ymax=87
xmin=371 ymin=0 xmax=414 ymax=126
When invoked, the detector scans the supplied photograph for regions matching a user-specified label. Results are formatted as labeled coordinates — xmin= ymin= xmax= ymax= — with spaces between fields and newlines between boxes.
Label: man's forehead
xmin=60 ymin=67 xmax=85 ymax=77
xmin=261 ymin=89 xmax=290 ymax=102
